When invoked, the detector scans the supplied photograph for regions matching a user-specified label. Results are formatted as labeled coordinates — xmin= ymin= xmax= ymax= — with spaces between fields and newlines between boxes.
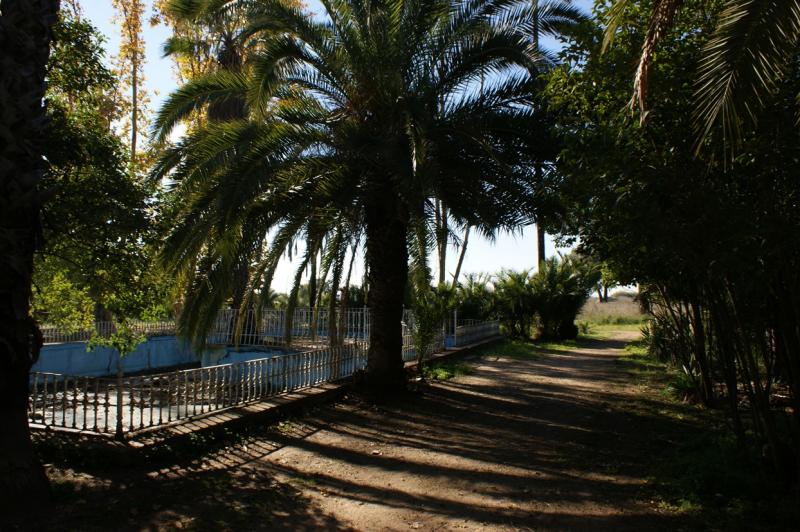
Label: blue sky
xmin=83 ymin=0 xmax=591 ymax=292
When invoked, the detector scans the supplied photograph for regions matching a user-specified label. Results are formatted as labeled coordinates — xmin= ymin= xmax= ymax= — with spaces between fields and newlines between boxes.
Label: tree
xmin=548 ymin=0 xmax=800 ymax=484
xmin=153 ymin=0 xmax=549 ymax=392
xmin=112 ymin=0 xmax=149 ymax=175
xmin=605 ymin=0 xmax=800 ymax=153
xmin=493 ymin=269 xmax=536 ymax=338
xmin=40 ymin=9 xmax=167 ymax=323
xmin=528 ymin=0 xmax=586 ymax=265
xmin=0 ymin=0 xmax=59 ymax=517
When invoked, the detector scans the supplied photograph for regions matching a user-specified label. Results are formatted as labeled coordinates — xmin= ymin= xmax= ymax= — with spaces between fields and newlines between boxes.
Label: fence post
xmin=115 ymin=353 xmax=124 ymax=440
xmin=453 ymin=309 xmax=458 ymax=347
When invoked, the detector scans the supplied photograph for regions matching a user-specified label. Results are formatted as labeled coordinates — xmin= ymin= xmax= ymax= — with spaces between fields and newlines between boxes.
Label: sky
xmin=83 ymin=0 xmax=592 ymax=293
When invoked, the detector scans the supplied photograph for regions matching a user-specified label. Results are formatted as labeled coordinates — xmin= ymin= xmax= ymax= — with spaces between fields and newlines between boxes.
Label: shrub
xmin=529 ymin=255 xmax=600 ymax=340
xmin=492 ymin=269 xmax=535 ymax=338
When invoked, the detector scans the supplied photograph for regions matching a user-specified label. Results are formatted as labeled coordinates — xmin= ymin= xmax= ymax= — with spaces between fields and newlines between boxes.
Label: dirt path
xmin=34 ymin=330 xmax=703 ymax=531
xmin=247 ymin=329 xmax=690 ymax=531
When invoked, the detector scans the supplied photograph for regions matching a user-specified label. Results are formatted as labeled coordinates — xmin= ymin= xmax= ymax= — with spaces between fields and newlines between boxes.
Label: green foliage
xmin=453 ymin=273 xmax=494 ymax=322
xmin=493 ymin=269 xmax=536 ymax=338
xmin=87 ymin=319 xmax=145 ymax=358
xmin=529 ymin=255 xmax=599 ymax=340
xmin=37 ymin=8 xmax=172 ymax=323
xmin=48 ymin=13 xmax=117 ymax=109
xmin=492 ymin=254 xmax=598 ymax=340
xmin=31 ymin=270 xmax=93 ymax=332
xmin=422 ymin=362 xmax=473 ymax=381
xmin=547 ymin=0 xmax=800 ymax=482
xmin=410 ymin=282 xmax=454 ymax=369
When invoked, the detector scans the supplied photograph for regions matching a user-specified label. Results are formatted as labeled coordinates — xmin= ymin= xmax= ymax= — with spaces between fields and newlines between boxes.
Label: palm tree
xmin=0 ymin=0 xmax=59 ymax=516
xmin=493 ymin=269 xmax=536 ymax=337
xmin=527 ymin=0 xmax=586 ymax=265
xmin=153 ymin=0 xmax=548 ymax=391
xmin=605 ymin=0 xmax=800 ymax=150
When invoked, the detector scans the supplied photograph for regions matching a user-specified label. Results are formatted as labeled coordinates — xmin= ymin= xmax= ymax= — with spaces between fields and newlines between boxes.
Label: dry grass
xmin=578 ymin=292 xmax=647 ymax=325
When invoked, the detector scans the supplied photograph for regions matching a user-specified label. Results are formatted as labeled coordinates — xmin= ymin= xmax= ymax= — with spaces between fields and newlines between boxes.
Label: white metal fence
xmin=31 ymin=308 xmax=499 ymax=438
xmin=41 ymin=308 xmax=370 ymax=347
xmin=40 ymin=320 xmax=177 ymax=345
xmin=453 ymin=320 xmax=500 ymax=347
xmin=29 ymin=343 xmax=367 ymax=437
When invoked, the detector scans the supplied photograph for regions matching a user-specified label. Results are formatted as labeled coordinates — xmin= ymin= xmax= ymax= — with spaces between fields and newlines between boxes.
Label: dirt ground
xmin=27 ymin=329 xmax=704 ymax=531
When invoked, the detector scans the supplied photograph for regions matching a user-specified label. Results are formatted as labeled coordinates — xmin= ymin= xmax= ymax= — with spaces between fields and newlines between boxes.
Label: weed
xmin=469 ymin=339 xmax=542 ymax=359
xmin=423 ymin=362 xmax=473 ymax=381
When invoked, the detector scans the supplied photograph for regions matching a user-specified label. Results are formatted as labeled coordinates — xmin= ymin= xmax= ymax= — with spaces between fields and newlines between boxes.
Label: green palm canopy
xmin=152 ymin=0 xmax=555 ymax=391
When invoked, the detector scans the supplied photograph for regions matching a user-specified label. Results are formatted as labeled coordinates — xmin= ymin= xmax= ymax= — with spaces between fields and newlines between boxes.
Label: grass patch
xmin=469 ymin=338 xmax=542 ymax=359
xmin=645 ymin=418 xmax=800 ymax=530
xmin=422 ymin=362 xmax=473 ymax=381
xmin=579 ymin=322 xmax=647 ymax=340
xmin=616 ymin=339 xmax=800 ymax=530
xmin=533 ymin=339 xmax=580 ymax=351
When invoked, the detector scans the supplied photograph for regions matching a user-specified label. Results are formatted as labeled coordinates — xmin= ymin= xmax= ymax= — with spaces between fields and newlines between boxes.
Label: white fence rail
xmin=29 ymin=343 xmax=367 ymax=437
xmin=40 ymin=320 xmax=178 ymax=345
xmin=41 ymin=308 xmax=370 ymax=346
xmin=453 ymin=320 xmax=500 ymax=347
xmin=32 ymin=308 xmax=499 ymax=438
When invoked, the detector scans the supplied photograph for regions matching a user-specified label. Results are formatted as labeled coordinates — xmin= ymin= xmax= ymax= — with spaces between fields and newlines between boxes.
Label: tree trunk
xmin=309 ymin=256 xmax=317 ymax=312
xmin=0 ymin=0 xmax=59 ymax=520
xmin=130 ymin=55 xmax=138 ymax=175
xmin=536 ymin=223 xmax=546 ymax=266
xmin=364 ymin=200 xmax=408 ymax=393
xmin=452 ymin=226 xmax=470 ymax=288
xmin=436 ymin=200 xmax=447 ymax=285
xmin=690 ymin=299 xmax=714 ymax=406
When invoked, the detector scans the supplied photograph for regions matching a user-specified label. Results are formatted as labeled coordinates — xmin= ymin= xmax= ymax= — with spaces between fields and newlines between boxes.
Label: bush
xmin=528 ymin=255 xmax=600 ymax=340
xmin=492 ymin=269 xmax=535 ymax=338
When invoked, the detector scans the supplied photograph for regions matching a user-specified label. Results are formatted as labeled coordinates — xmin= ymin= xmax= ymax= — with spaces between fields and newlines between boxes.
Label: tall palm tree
xmin=0 ymin=0 xmax=59 ymax=516
xmin=161 ymin=1 xmax=261 ymax=313
xmin=527 ymin=0 xmax=586 ymax=265
xmin=605 ymin=0 xmax=800 ymax=150
xmin=153 ymin=0 xmax=549 ymax=391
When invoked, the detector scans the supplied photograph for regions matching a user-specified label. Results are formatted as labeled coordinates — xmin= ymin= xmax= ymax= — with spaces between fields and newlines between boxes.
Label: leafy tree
xmin=0 ymin=0 xmax=60 ymax=516
xmin=31 ymin=269 xmax=94 ymax=332
xmin=454 ymin=273 xmax=494 ymax=321
xmin=152 ymin=0 xmax=550 ymax=392
xmin=548 ymin=0 xmax=800 ymax=484
xmin=605 ymin=0 xmax=800 ymax=153
xmin=112 ymin=0 xmax=150 ymax=174
xmin=40 ymin=10 xmax=169 ymax=322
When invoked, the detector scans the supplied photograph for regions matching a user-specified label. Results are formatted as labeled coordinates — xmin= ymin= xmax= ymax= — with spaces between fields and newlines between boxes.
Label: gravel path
xmin=35 ymin=330 xmax=699 ymax=531
xmin=249 ymin=330 xmax=689 ymax=531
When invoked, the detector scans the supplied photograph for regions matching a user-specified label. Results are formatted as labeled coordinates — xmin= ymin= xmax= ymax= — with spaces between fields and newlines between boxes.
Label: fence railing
xmin=40 ymin=310 xmax=500 ymax=349
xmin=29 ymin=343 xmax=367 ymax=437
xmin=207 ymin=308 xmax=370 ymax=347
xmin=40 ymin=319 xmax=178 ymax=345
xmin=453 ymin=320 xmax=500 ymax=347
xmin=41 ymin=308 xmax=370 ymax=346
xmin=32 ymin=309 xmax=500 ymax=438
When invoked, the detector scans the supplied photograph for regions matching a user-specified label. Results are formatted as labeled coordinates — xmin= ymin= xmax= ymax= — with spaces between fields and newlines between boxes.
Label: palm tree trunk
xmin=364 ymin=200 xmax=408 ymax=393
xmin=452 ymin=226 xmax=470 ymax=287
xmin=0 ymin=0 xmax=59 ymax=519
xmin=435 ymin=200 xmax=447 ymax=285
xmin=537 ymin=223 xmax=546 ymax=266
